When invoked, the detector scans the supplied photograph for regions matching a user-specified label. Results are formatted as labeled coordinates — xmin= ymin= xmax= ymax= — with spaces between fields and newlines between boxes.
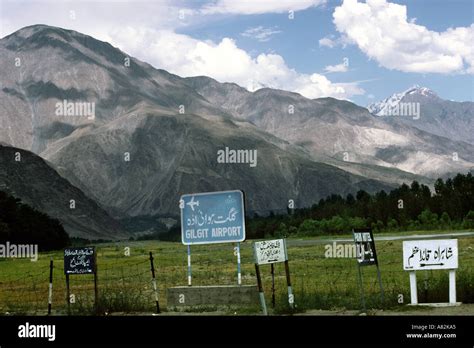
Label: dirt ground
xmin=300 ymin=303 xmax=474 ymax=316
xmin=104 ymin=303 xmax=474 ymax=316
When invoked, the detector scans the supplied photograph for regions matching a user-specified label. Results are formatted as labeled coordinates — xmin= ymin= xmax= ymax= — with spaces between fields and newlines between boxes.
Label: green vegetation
xmin=246 ymin=173 xmax=474 ymax=239
xmin=0 ymin=191 xmax=70 ymax=251
xmin=0 ymin=234 xmax=472 ymax=315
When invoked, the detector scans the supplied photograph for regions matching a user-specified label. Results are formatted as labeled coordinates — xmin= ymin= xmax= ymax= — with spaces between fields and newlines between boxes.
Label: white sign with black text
xmin=254 ymin=239 xmax=288 ymax=265
xmin=403 ymin=239 xmax=458 ymax=271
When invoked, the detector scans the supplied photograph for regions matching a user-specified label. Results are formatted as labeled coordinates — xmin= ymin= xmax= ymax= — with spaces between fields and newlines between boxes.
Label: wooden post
xmin=284 ymin=260 xmax=294 ymax=309
xmin=449 ymin=270 xmax=456 ymax=304
xmin=270 ymin=263 xmax=275 ymax=308
xmin=255 ymin=264 xmax=267 ymax=315
xmin=409 ymin=271 xmax=418 ymax=305
xmin=65 ymin=273 xmax=71 ymax=315
xmin=48 ymin=258 xmax=53 ymax=315
xmin=149 ymin=252 xmax=161 ymax=313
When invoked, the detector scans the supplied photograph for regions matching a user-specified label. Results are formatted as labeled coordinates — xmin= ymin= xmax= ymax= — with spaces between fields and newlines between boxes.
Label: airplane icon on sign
xmin=186 ymin=196 xmax=199 ymax=211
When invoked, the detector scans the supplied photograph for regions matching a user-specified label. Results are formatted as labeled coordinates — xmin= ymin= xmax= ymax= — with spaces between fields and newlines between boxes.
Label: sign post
xmin=187 ymin=245 xmax=192 ymax=286
xmin=270 ymin=263 xmax=275 ymax=308
xmin=255 ymin=263 xmax=267 ymax=315
xmin=352 ymin=228 xmax=383 ymax=310
xmin=180 ymin=190 xmax=246 ymax=285
xmin=236 ymin=242 xmax=242 ymax=286
xmin=403 ymin=239 xmax=458 ymax=305
xmin=63 ymin=247 xmax=97 ymax=314
xmin=253 ymin=238 xmax=293 ymax=314
xmin=284 ymin=259 xmax=294 ymax=309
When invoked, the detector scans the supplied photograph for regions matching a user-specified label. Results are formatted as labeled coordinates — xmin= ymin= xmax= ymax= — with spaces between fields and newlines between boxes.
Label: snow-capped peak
xmin=367 ymin=85 xmax=437 ymax=115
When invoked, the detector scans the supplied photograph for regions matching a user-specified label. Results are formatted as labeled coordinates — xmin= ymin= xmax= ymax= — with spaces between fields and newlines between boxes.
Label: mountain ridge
xmin=1 ymin=24 xmax=471 ymax=227
xmin=0 ymin=144 xmax=127 ymax=239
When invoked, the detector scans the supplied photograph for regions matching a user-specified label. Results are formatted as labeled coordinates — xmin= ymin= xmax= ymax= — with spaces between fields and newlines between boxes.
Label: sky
xmin=0 ymin=0 xmax=473 ymax=106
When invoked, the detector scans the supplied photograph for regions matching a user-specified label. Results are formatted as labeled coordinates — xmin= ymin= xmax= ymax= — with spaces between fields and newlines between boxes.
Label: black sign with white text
xmin=64 ymin=247 xmax=95 ymax=275
xmin=353 ymin=228 xmax=378 ymax=266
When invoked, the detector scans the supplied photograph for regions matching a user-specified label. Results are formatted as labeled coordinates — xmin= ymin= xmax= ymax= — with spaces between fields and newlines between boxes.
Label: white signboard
xmin=254 ymin=239 xmax=288 ymax=265
xmin=403 ymin=239 xmax=458 ymax=271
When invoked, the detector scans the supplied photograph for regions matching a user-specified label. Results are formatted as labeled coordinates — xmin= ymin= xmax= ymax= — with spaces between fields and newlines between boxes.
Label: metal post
xmin=236 ymin=243 xmax=242 ymax=285
xmin=48 ymin=258 xmax=53 ymax=315
xmin=149 ymin=252 xmax=161 ymax=313
xmin=271 ymin=263 xmax=275 ymax=308
xmin=376 ymin=265 xmax=385 ymax=303
xmin=357 ymin=264 xmax=366 ymax=311
xmin=187 ymin=245 xmax=192 ymax=286
xmin=409 ymin=271 xmax=418 ymax=305
xmin=255 ymin=264 xmax=267 ymax=315
xmin=65 ymin=274 xmax=71 ymax=315
xmin=284 ymin=260 xmax=294 ymax=309
xmin=92 ymin=247 xmax=99 ymax=314
xmin=94 ymin=268 xmax=99 ymax=314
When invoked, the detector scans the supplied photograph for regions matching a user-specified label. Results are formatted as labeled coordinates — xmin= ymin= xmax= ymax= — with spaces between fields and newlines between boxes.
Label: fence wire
xmin=0 ymin=238 xmax=472 ymax=314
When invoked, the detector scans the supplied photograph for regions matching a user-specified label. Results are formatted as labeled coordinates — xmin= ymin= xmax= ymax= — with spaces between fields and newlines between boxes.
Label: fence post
xmin=149 ymin=252 xmax=161 ymax=313
xmin=48 ymin=258 xmax=53 ymax=315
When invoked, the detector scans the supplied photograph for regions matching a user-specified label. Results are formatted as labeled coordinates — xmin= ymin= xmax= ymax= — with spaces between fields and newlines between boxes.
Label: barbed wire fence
xmin=0 ymin=240 xmax=473 ymax=315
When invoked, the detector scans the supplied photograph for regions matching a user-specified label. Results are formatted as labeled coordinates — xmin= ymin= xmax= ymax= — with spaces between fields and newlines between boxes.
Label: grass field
xmin=0 ymin=231 xmax=473 ymax=315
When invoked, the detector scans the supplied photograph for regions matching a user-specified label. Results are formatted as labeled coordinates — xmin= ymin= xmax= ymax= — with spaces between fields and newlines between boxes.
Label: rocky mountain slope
xmin=0 ymin=25 xmax=397 ymax=219
xmin=184 ymin=77 xmax=474 ymax=178
xmin=0 ymin=144 xmax=127 ymax=239
xmin=368 ymin=85 xmax=474 ymax=145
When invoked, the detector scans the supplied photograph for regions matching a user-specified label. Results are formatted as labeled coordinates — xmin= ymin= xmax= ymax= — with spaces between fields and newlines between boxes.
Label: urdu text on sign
xmin=403 ymin=239 xmax=458 ymax=271
xmin=180 ymin=190 xmax=246 ymax=245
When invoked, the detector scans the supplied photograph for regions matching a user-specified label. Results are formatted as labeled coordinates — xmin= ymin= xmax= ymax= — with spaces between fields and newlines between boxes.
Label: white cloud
xmin=0 ymin=1 xmax=180 ymax=39
xmin=318 ymin=34 xmax=350 ymax=48
xmin=106 ymin=27 xmax=363 ymax=100
xmin=241 ymin=26 xmax=281 ymax=42
xmin=201 ymin=0 xmax=326 ymax=15
xmin=333 ymin=0 xmax=474 ymax=74
xmin=0 ymin=0 xmax=361 ymax=100
xmin=319 ymin=36 xmax=337 ymax=48
xmin=324 ymin=63 xmax=348 ymax=73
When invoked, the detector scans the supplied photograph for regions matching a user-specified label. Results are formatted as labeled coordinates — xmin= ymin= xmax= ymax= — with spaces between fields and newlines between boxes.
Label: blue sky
xmin=1 ymin=0 xmax=473 ymax=105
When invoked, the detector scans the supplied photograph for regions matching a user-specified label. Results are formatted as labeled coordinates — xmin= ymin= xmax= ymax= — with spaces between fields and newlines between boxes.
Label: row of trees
xmin=0 ymin=191 xmax=70 ymax=250
xmin=245 ymin=173 xmax=474 ymax=238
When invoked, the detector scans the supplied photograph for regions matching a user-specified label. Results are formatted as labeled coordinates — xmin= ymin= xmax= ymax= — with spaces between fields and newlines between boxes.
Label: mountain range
xmin=368 ymin=85 xmax=474 ymax=145
xmin=0 ymin=25 xmax=472 ymax=239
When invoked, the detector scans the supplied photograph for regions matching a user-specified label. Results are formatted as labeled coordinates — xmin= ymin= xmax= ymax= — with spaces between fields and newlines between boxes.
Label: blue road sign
xmin=180 ymin=190 xmax=246 ymax=245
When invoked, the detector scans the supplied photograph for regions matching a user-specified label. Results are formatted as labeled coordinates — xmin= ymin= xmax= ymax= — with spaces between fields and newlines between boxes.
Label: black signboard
xmin=64 ymin=247 xmax=95 ymax=275
xmin=352 ymin=228 xmax=378 ymax=266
